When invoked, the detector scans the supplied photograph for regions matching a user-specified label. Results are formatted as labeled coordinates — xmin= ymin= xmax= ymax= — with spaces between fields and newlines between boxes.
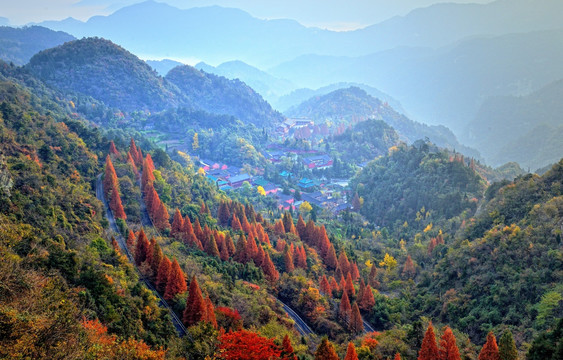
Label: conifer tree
xmin=360 ymin=285 xmax=375 ymax=312
xmin=358 ymin=278 xmax=366 ymax=301
xmin=184 ymin=276 xmax=206 ymax=326
xmin=345 ymin=272 xmax=356 ymax=298
xmin=325 ymin=244 xmax=338 ymax=269
xmin=368 ymin=265 xmax=380 ymax=289
xmin=164 ymin=259 xmax=187 ymax=300
xmin=394 ymin=353 xmax=402 ymax=360
xmin=262 ymin=252 xmax=279 ymax=282
xmin=304 ymin=219 xmax=315 ymax=244
xmin=339 ymin=251 xmax=351 ymax=276
xmin=225 ymin=233 xmax=235 ymax=255
xmin=171 ymin=208 xmax=184 ymax=237
xmin=351 ymin=262 xmax=360 ymax=280
xmin=134 ymin=229 xmax=150 ymax=265
xmin=127 ymin=151 xmax=139 ymax=177
xmin=193 ymin=218 xmax=203 ymax=240
xmin=329 ymin=276 xmax=340 ymax=293
xmin=344 ymin=342 xmax=359 ymax=360
xmin=284 ymin=247 xmax=295 ymax=273
xmin=403 ymin=255 xmax=416 ymax=278
xmin=498 ymin=330 xmax=518 ymax=360
xmin=255 ymin=245 xmax=265 ymax=267
xmin=218 ymin=201 xmax=231 ymax=226
xmin=205 ymin=234 xmax=220 ymax=258
xmin=320 ymin=275 xmax=331 ymax=295
xmin=149 ymin=239 xmax=163 ymax=277
xmin=245 ymin=236 xmax=258 ymax=260
xmin=296 ymin=214 xmax=306 ymax=239
xmin=231 ymin=214 xmax=242 ymax=232
xmin=154 ymin=201 xmax=170 ymax=231
xmin=439 ymin=326 xmax=461 ymax=360
xmin=108 ymin=140 xmax=119 ymax=157
xmin=128 ymin=138 xmax=138 ymax=161
xmin=126 ymin=230 xmax=136 ymax=249
xmin=296 ymin=245 xmax=307 ymax=269
xmin=418 ymin=322 xmax=439 ymax=360
xmin=274 ymin=219 xmax=285 ymax=235
xmin=109 ymin=183 xmax=127 ymax=220
xmin=156 ymin=256 xmax=172 ymax=293
xmin=478 ymin=332 xmax=500 ymax=360
xmin=314 ymin=338 xmax=339 ymax=360
xmin=350 ymin=302 xmax=364 ymax=333
xmin=281 ymin=334 xmax=297 ymax=360
xmin=103 ymin=155 xmax=118 ymax=197
xmin=234 ymin=234 xmax=248 ymax=263
xmin=182 ymin=215 xmax=194 ymax=237
xmin=339 ymin=290 xmax=352 ymax=324
xmin=202 ymin=296 xmax=218 ymax=328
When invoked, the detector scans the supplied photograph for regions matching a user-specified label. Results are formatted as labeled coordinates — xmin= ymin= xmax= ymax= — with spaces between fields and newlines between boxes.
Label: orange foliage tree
xmin=478 ymin=332 xmax=500 ymax=360
xmin=344 ymin=342 xmax=359 ymax=360
xmin=314 ymin=338 xmax=339 ymax=360
xmin=418 ymin=322 xmax=440 ymax=360
xmin=183 ymin=276 xmax=206 ymax=327
xmin=164 ymin=259 xmax=187 ymax=300
xmin=439 ymin=326 xmax=461 ymax=360
xmin=218 ymin=329 xmax=281 ymax=360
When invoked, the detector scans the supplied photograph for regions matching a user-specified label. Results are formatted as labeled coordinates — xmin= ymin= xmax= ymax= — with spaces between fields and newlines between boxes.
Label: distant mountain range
xmin=26 ymin=38 xmax=283 ymax=127
xmin=0 ymin=26 xmax=75 ymax=65
xmin=287 ymin=87 xmax=480 ymax=158
xmin=466 ymin=79 xmax=563 ymax=170
xmin=146 ymin=59 xmax=184 ymax=76
xmin=36 ymin=0 xmax=563 ymax=68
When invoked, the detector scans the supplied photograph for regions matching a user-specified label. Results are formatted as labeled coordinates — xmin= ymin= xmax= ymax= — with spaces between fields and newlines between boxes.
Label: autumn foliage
xmin=478 ymin=332 xmax=500 ymax=360
xmin=418 ymin=322 xmax=440 ymax=360
xmin=439 ymin=326 xmax=461 ymax=360
xmin=218 ymin=329 xmax=281 ymax=360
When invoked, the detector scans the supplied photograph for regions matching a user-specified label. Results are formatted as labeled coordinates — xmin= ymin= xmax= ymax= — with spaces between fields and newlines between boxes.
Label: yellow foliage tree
xmin=299 ymin=201 xmax=312 ymax=215
xmin=257 ymin=186 xmax=266 ymax=196
xmin=379 ymin=253 xmax=397 ymax=271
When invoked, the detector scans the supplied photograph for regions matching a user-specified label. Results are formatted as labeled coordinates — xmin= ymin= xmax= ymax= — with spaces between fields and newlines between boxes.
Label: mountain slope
xmin=27 ymin=37 xmax=183 ymax=111
xmin=466 ymin=79 xmax=563 ymax=169
xmin=165 ymin=65 xmax=284 ymax=127
xmin=287 ymin=87 xmax=479 ymax=158
xmin=0 ymin=26 xmax=75 ymax=65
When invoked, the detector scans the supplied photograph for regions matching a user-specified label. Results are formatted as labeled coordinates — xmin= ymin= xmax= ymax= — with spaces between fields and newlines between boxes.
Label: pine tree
xmin=344 ymin=342 xmax=359 ymax=360
xmin=234 ymin=234 xmax=249 ymax=263
xmin=171 ymin=208 xmax=184 ymax=237
xmin=126 ymin=230 xmax=136 ymax=249
xmin=109 ymin=183 xmax=126 ymax=220
xmin=339 ymin=251 xmax=351 ymax=276
xmin=439 ymin=326 xmax=461 ymax=360
xmin=325 ymin=244 xmax=338 ymax=269
xmin=479 ymin=332 xmax=500 ymax=360
xmin=418 ymin=322 xmax=439 ymax=360
xmin=134 ymin=229 xmax=150 ymax=265
xmin=156 ymin=256 xmax=172 ymax=293
xmin=339 ymin=290 xmax=352 ymax=324
xmin=108 ymin=141 xmax=119 ymax=157
xmin=262 ymin=252 xmax=279 ymax=282
xmin=127 ymin=151 xmax=139 ymax=177
xmin=296 ymin=214 xmax=306 ymax=240
xmin=345 ymin=272 xmax=356 ymax=298
xmin=154 ymin=201 xmax=170 ymax=231
xmin=394 ymin=353 xmax=402 ymax=360
xmin=149 ymin=239 xmax=163 ymax=277
xmin=203 ymin=296 xmax=218 ymax=328
xmin=498 ymin=330 xmax=518 ymax=360
xmin=349 ymin=302 xmax=364 ymax=333
xmin=314 ymin=338 xmax=339 ymax=360
xmin=351 ymin=262 xmax=360 ymax=281
xmin=103 ymin=155 xmax=118 ymax=197
xmin=164 ymin=259 xmax=187 ymax=300
xmin=280 ymin=334 xmax=297 ymax=360
xmin=183 ymin=276 xmax=205 ymax=326
xmin=205 ymin=234 xmax=220 ymax=258
xmin=368 ymin=265 xmax=380 ymax=289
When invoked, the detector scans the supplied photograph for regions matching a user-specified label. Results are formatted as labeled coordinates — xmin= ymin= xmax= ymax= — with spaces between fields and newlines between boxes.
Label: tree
xmin=205 ymin=235 xmax=220 ymax=259
xmin=299 ymin=201 xmax=312 ymax=216
xmin=344 ymin=342 xmax=359 ymax=360
xmin=284 ymin=247 xmax=294 ymax=273
xmin=379 ymin=253 xmax=397 ymax=272
xmin=325 ymin=244 xmax=338 ymax=269
xmin=135 ymin=229 xmax=150 ymax=265
xmin=218 ymin=329 xmax=281 ymax=360
xmin=164 ymin=259 xmax=187 ymax=300
xmin=171 ymin=208 xmax=184 ymax=237
xmin=320 ymin=275 xmax=331 ymax=295
xmin=339 ymin=251 xmax=351 ymax=276
xmin=103 ymin=155 xmax=118 ymax=197
xmin=203 ymin=296 xmax=218 ymax=329
xmin=368 ymin=264 xmax=380 ymax=289
xmin=156 ymin=256 xmax=171 ymax=293
xmin=402 ymin=255 xmax=416 ymax=278
xmin=352 ymin=192 xmax=362 ymax=211
xmin=394 ymin=353 xmax=402 ymax=360
xmin=184 ymin=276 xmax=206 ymax=327
xmin=126 ymin=230 xmax=136 ymax=249
xmin=262 ymin=252 xmax=279 ymax=282
xmin=339 ymin=290 xmax=352 ymax=324
xmin=360 ymin=285 xmax=375 ymax=311
xmin=439 ymin=326 xmax=461 ymax=360
xmin=108 ymin=140 xmax=119 ymax=157
xmin=109 ymin=183 xmax=126 ymax=220
xmin=281 ymin=334 xmax=297 ymax=360
xmin=350 ymin=302 xmax=364 ymax=333
xmin=498 ymin=330 xmax=518 ymax=360
xmin=478 ymin=332 xmax=500 ymax=360
xmin=418 ymin=322 xmax=439 ymax=360
xmin=153 ymin=201 xmax=170 ymax=231
xmin=314 ymin=338 xmax=339 ymax=360
xmin=345 ymin=272 xmax=355 ymax=298
xmin=192 ymin=132 xmax=199 ymax=151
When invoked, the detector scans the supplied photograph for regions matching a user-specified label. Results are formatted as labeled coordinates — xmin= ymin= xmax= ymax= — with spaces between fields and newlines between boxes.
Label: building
xmin=302 ymin=154 xmax=333 ymax=169
xmin=229 ymin=173 xmax=252 ymax=188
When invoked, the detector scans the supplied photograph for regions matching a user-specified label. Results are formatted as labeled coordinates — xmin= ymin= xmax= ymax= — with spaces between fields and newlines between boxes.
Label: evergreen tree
xmin=344 ymin=342 xmax=359 ymax=360
xmin=479 ymin=332 xmax=500 ymax=360
xmin=262 ymin=252 xmax=279 ymax=282
xmin=498 ymin=330 xmax=518 ymax=360
xmin=339 ymin=251 xmax=351 ymax=276
xmin=170 ymin=208 xmax=184 ymax=237
xmin=345 ymin=272 xmax=356 ymax=298
xmin=314 ymin=338 xmax=339 ymax=360
xmin=339 ymin=290 xmax=352 ymax=324
xmin=418 ymin=322 xmax=439 ymax=360
xmin=320 ymin=275 xmax=331 ymax=295
xmin=325 ymin=244 xmax=338 ymax=269
xmin=109 ymin=183 xmax=127 ymax=220
xmin=184 ymin=276 xmax=206 ymax=326
xmin=134 ymin=229 xmax=150 ymax=265
xmin=164 ymin=259 xmax=187 ymax=300
xmin=439 ymin=326 xmax=461 ymax=360
xmin=103 ymin=155 xmax=118 ymax=197
xmin=156 ymin=256 xmax=171 ymax=293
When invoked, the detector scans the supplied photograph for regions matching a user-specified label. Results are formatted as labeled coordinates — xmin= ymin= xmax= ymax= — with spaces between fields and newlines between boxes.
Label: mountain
xmin=195 ymin=60 xmax=296 ymax=105
xmin=286 ymin=87 xmax=480 ymax=158
xmin=38 ymin=0 xmax=563 ymax=68
xmin=0 ymin=26 xmax=75 ymax=65
xmin=466 ymin=79 xmax=563 ymax=169
xmin=276 ymin=82 xmax=404 ymax=114
xmin=271 ymin=27 xmax=563 ymax=138
xmin=27 ymin=37 xmax=183 ymax=112
xmin=165 ymin=65 xmax=284 ymax=127
xmin=146 ymin=59 xmax=184 ymax=76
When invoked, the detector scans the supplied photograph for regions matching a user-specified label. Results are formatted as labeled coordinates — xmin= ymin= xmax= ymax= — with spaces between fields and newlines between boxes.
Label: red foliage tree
xmin=329 ymin=276 xmax=340 ymax=294
xmin=225 ymin=234 xmax=235 ymax=256
xmin=360 ymin=284 xmax=376 ymax=312
xmin=351 ymin=262 xmax=360 ymax=281
xmin=339 ymin=290 xmax=352 ymax=324
xmin=339 ymin=251 xmax=351 ymax=276
xmin=439 ymin=326 xmax=461 ymax=360
xmin=262 ymin=252 xmax=279 ymax=282
xmin=216 ymin=307 xmax=243 ymax=332
xmin=183 ymin=276 xmax=205 ymax=327
xmin=109 ymin=141 xmax=119 ymax=157
xmin=218 ymin=329 xmax=281 ymax=360
xmin=344 ymin=342 xmax=359 ymax=360
xmin=156 ymin=256 xmax=171 ymax=293
xmin=128 ymin=138 xmax=141 ymax=166
xmin=345 ymin=272 xmax=356 ymax=298
xmin=127 ymin=151 xmax=139 ymax=177
xmin=126 ymin=230 xmax=136 ymax=249
xmin=280 ymin=334 xmax=297 ymax=360
xmin=296 ymin=215 xmax=306 ymax=239
xmin=103 ymin=155 xmax=118 ymax=198
xmin=395 ymin=353 xmax=402 ymax=360
xmin=231 ymin=214 xmax=242 ymax=232
xmin=320 ymin=275 xmax=331 ymax=295
xmin=314 ymin=338 xmax=339 ymax=360
xmin=153 ymin=201 xmax=170 ymax=231
xmin=109 ymin=183 xmax=127 ymax=220
xmin=149 ymin=238 xmax=163 ymax=277
xmin=296 ymin=245 xmax=307 ymax=269
xmin=164 ymin=259 xmax=187 ymax=300
xmin=284 ymin=247 xmax=295 ymax=273
xmin=402 ymin=255 xmax=416 ymax=278
xmin=170 ymin=208 xmax=184 ymax=237
xmin=205 ymin=235 xmax=221 ymax=259
xmin=350 ymin=302 xmax=364 ymax=333
xmin=368 ymin=265 xmax=380 ymax=289
xmin=134 ymin=229 xmax=150 ymax=265
xmin=418 ymin=322 xmax=440 ymax=360
xmin=234 ymin=234 xmax=248 ymax=263
xmin=325 ymin=244 xmax=338 ymax=270
xmin=478 ymin=332 xmax=500 ymax=360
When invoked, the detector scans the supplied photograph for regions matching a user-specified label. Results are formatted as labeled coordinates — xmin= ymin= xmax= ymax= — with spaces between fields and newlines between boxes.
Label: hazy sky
xmin=3 ymin=0 xmax=494 ymax=29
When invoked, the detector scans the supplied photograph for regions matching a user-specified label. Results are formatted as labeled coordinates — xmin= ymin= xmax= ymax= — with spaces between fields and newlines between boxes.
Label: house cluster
xmin=200 ymin=159 xmax=252 ymax=191
xmin=263 ymin=146 xmax=333 ymax=170
xmin=274 ymin=118 xmax=314 ymax=138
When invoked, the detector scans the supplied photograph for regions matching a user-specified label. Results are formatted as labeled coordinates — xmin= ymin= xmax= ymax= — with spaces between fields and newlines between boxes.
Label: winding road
xmin=278 ymin=299 xmax=315 ymax=337
xmin=96 ymin=174 xmax=188 ymax=337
